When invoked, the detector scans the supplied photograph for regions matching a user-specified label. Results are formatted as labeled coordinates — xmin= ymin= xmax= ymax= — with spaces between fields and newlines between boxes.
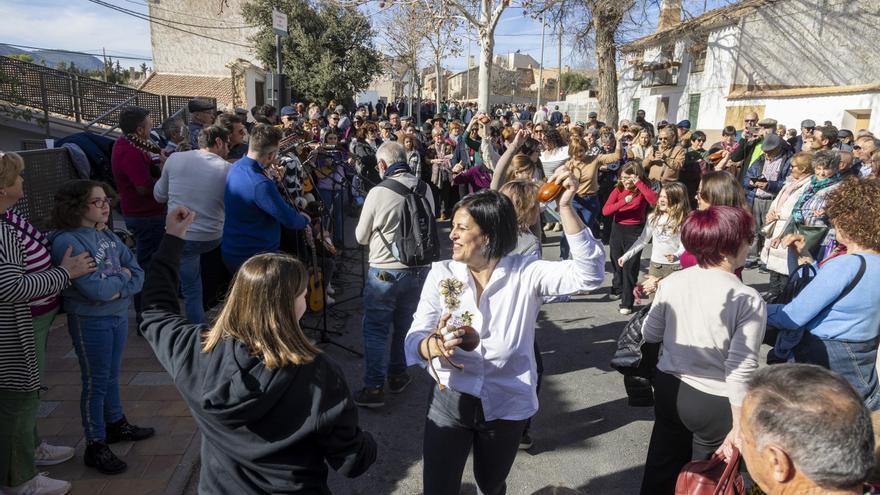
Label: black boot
xmin=84 ymin=441 xmax=127 ymax=475
xmin=106 ymin=416 xmax=155 ymax=443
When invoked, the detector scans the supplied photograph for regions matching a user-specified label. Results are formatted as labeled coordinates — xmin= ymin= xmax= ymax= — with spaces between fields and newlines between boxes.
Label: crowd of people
xmin=0 ymin=91 xmax=879 ymax=495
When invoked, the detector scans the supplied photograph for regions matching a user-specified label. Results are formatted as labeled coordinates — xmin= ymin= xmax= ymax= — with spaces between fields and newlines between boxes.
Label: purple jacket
xmin=452 ymin=165 xmax=492 ymax=193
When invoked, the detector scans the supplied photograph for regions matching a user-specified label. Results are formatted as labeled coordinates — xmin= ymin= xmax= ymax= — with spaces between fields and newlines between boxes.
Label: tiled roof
xmin=140 ymin=73 xmax=235 ymax=108
xmin=621 ymin=0 xmax=780 ymax=52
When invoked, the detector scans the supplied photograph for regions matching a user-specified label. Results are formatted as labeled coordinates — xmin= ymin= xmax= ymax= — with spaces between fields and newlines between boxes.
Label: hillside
xmin=0 ymin=44 xmax=103 ymax=71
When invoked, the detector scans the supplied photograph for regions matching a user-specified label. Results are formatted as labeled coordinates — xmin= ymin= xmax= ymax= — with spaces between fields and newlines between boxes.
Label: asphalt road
xmin=186 ymin=223 xmax=771 ymax=495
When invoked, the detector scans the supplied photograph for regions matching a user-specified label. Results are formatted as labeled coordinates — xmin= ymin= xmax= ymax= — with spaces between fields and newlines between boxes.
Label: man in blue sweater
xmin=222 ymin=124 xmax=310 ymax=271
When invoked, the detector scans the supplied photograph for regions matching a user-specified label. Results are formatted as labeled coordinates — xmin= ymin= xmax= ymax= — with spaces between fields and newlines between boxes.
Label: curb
xmin=163 ymin=432 xmax=201 ymax=495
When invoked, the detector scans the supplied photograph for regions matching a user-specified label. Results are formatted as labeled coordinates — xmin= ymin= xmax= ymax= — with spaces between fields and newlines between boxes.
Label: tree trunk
xmin=478 ymin=32 xmax=493 ymax=112
xmin=435 ymin=56 xmax=442 ymax=116
xmin=593 ymin=19 xmax=619 ymax=128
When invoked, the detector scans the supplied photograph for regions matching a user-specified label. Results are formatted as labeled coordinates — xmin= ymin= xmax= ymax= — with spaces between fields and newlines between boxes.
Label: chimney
xmin=657 ymin=0 xmax=682 ymax=32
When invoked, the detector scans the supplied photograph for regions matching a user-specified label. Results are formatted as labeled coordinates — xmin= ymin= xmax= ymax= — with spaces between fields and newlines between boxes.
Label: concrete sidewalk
xmin=36 ymin=311 xmax=199 ymax=495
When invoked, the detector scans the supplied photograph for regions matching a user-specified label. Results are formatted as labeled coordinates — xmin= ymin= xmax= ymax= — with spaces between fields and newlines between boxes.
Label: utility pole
xmin=102 ymin=48 xmax=108 ymax=82
xmin=557 ymin=28 xmax=563 ymax=101
xmin=536 ymin=16 xmax=545 ymax=108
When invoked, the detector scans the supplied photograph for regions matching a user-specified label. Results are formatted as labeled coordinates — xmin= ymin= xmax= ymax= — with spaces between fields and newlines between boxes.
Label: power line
xmin=119 ymin=0 xmax=257 ymax=27
xmin=86 ymin=0 xmax=257 ymax=30
xmin=82 ymin=0 xmax=253 ymax=48
xmin=1 ymin=42 xmax=152 ymax=61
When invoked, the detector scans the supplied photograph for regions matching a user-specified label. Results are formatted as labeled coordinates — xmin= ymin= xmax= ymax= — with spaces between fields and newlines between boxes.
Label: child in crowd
xmin=618 ymin=182 xmax=690 ymax=294
xmin=499 ymin=179 xmax=541 ymax=257
xmin=49 ymin=180 xmax=153 ymax=475
xmin=602 ymin=161 xmax=658 ymax=314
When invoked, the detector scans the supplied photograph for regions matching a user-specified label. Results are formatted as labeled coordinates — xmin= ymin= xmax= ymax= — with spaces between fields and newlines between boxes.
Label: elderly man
xmin=790 ymin=119 xmax=815 ymax=152
xmin=731 ymin=115 xmax=777 ymax=182
xmin=187 ymin=98 xmax=217 ymax=150
xmin=645 ymin=126 xmax=686 ymax=183
xmin=739 ymin=364 xmax=875 ymax=495
xmin=855 ymin=135 xmax=880 ymax=177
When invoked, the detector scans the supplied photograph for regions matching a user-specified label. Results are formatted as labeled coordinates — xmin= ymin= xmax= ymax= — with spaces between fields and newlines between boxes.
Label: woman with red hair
xmin=638 ymin=206 xmax=767 ymax=494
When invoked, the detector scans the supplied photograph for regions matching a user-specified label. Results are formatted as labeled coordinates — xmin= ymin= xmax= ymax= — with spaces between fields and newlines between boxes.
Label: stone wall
xmin=148 ymin=0 xmax=260 ymax=76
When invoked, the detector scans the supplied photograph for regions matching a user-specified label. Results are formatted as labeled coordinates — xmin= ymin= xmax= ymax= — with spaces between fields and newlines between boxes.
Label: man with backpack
xmin=354 ymin=141 xmax=438 ymax=408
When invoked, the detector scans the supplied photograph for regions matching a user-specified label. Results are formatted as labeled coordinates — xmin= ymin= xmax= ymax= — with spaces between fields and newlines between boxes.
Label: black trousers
xmin=423 ymin=386 xmax=527 ymax=495
xmin=640 ymin=371 xmax=733 ymax=495
xmin=610 ymin=222 xmax=644 ymax=310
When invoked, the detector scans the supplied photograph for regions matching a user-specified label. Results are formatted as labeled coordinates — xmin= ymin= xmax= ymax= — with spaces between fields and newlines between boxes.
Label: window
xmin=254 ymin=80 xmax=265 ymax=106
xmin=688 ymin=94 xmax=701 ymax=129
xmin=690 ymin=47 xmax=706 ymax=73
xmin=631 ymin=98 xmax=641 ymax=121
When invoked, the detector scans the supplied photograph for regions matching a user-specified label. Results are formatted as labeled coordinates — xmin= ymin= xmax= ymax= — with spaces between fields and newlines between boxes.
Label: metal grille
xmin=12 ymin=148 xmax=79 ymax=231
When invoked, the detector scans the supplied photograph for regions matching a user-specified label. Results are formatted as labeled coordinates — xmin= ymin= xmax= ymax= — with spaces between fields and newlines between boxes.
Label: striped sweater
xmin=0 ymin=216 xmax=70 ymax=392
xmin=4 ymin=209 xmax=60 ymax=316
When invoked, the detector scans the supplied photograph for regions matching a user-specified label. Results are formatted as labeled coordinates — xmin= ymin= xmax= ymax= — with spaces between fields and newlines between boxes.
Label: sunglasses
xmin=744 ymin=119 xmax=757 ymax=123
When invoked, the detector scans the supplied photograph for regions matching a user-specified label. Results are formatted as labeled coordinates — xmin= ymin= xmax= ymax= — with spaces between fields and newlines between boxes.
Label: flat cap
xmin=588 ymin=111 xmax=598 ymax=118
xmin=677 ymin=119 xmax=691 ymax=129
xmin=758 ymin=117 xmax=778 ymax=127
xmin=188 ymin=98 xmax=216 ymax=113
xmin=801 ymin=119 xmax=816 ymax=129
xmin=762 ymin=133 xmax=782 ymax=152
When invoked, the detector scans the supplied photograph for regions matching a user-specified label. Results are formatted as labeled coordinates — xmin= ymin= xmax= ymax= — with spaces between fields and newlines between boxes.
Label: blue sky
xmin=2 ymin=0 xmax=732 ymax=71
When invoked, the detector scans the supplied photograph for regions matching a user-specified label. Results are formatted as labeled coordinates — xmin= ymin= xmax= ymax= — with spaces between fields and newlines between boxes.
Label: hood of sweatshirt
xmin=198 ymin=337 xmax=300 ymax=429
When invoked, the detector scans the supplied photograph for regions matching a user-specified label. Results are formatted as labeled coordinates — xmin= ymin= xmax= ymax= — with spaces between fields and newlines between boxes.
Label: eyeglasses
xmin=89 ymin=198 xmax=112 ymax=208
xmin=744 ymin=119 xmax=757 ymax=123
xmin=659 ymin=137 xmax=670 ymax=141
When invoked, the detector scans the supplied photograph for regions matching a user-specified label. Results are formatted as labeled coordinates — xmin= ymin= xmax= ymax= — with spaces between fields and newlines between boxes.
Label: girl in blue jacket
xmin=49 ymin=180 xmax=152 ymax=475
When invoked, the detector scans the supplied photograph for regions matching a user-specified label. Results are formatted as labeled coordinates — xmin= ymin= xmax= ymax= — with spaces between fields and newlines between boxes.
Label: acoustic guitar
xmin=305 ymin=229 xmax=325 ymax=312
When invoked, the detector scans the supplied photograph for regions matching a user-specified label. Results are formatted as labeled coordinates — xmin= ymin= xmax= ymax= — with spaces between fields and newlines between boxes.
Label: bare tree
xmin=377 ymin=3 xmax=425 ymax=120
xmin=422 ymin=3 xmax=463 ymax=113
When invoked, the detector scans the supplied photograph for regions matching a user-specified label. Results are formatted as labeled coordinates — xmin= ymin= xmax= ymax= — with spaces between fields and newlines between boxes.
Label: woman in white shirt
xmin=639 ymin=206 xmax=766 ymax=495
xmin=405 ymin=171 xmax=605 ymax=495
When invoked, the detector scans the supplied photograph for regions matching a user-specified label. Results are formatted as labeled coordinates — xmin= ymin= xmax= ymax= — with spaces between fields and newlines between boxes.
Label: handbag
xmin=610 ymin=304 xmax=660 ymax=407
xmin=783 ymin=221 xmax=828 ymax=253
xmin=674 ymin=447 xmax=745 ymax=495
xmin=759 ymin=219 xmax=777 ymax=238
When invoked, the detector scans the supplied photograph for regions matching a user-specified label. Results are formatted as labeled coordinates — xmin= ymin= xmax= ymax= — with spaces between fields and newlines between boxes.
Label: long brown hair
xmin=649 ymin=181 xmax=690 ymax=234
xmin=507 ymin=154 xmax=536 ymax=183
xmin=699 ymin=171 xmax=748 ymax=210
xmin=499 ymin=179 xmax=539 ymax=230
xmin=203 ymin=253 xmax=319 ymax=368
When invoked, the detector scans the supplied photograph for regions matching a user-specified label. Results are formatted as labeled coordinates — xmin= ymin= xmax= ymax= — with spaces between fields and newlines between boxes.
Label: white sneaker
xmin=619 ymin=308 xmax=633 ymax=315
xmin=326 ymin=284 xmax=336 ymax=296
xmin=1 ymin=472 xmax=71 ymax=495
xmin=34 ymin=441 xmax=75 ymax=466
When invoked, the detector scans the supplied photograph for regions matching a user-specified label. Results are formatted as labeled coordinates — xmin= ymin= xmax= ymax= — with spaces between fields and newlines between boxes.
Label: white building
xmin=617 ymin=0 xmax=880 ymax=140
xmin=142 ymin=0 xmax=267 ymax=111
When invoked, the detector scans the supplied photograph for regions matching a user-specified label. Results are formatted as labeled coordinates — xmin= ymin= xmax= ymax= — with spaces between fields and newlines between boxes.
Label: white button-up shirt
xmin=405 ymin=228 xmax=605 ymax=421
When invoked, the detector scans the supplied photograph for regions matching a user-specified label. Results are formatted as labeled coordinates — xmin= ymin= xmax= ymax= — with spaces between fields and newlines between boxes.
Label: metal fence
xmin=0 ymin=57 xmax=215 ymax=130
xmin=12 ymin=148 xmax=79 ymax=231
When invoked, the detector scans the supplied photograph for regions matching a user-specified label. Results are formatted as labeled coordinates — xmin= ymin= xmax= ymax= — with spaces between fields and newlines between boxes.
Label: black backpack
xmin=375 ymin=177 xmax=439 ymax=266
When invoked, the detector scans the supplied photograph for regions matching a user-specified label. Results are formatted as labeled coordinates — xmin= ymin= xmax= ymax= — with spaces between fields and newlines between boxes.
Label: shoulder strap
xmin=830 ymin=254 xmax=866 ymax=307
xmin=375 ymin=177 xmax=414 ymax=196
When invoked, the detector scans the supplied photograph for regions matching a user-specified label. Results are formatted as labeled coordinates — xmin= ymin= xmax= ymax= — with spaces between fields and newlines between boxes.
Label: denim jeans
xmin=361 ymin=266 xmax=429 ymax=388
xmin=560 ymin=195 xmax=600 ymax=260
xmin=67 ymin=313 xmax=128 ymax=441
xmin=180 ymin=238 xmax=222 ymax=324
xmin=423 ymin=385 xmax=527 ymax=495
xmin=319 ymin=188 xmax=345 ymax=245
xmin=124 ymin=215 xmax=165 ymax=318
xmin=794 ymin=333 xmax=880 ymax=410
